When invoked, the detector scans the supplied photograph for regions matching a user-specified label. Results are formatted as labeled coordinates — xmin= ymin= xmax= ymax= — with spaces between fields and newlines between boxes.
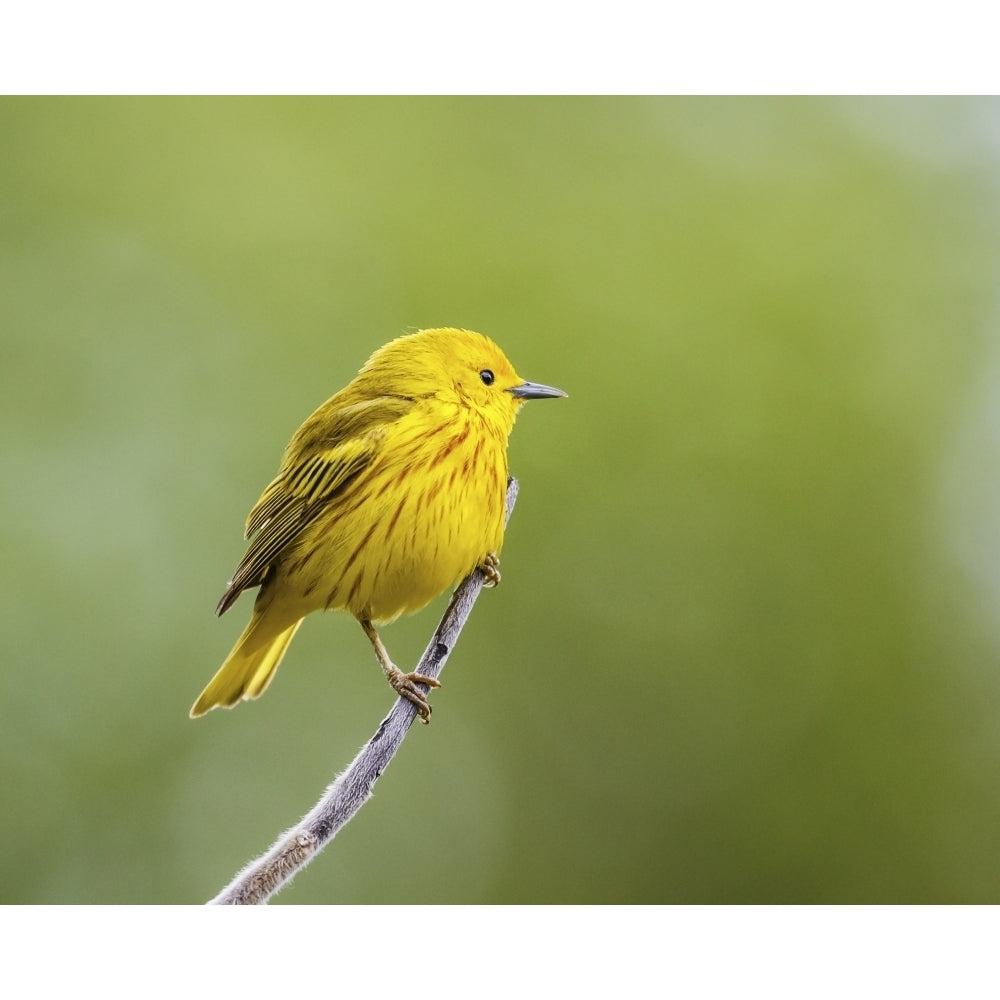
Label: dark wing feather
xmin=216 ymin=394 xmax=414 ymax=616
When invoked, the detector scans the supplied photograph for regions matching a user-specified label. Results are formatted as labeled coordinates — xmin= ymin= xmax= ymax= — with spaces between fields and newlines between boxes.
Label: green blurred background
xmin=3 ymin=96 xmax=1000 ymax=903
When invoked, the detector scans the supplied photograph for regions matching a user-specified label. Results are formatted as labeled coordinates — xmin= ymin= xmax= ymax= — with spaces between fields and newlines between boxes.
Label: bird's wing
xmin=216 ymin=394 xmax=414 ymax=615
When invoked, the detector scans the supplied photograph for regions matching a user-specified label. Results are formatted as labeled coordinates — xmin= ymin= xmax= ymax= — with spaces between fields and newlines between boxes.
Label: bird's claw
xmin=389 ymin=667 xmax=441 ymax=724
xmin=480 ymin=553 xmax=501 ymax=588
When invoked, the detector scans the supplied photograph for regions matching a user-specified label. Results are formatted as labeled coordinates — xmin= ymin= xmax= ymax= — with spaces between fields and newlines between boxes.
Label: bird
xmin=190 ymin=327 xmax=566 ymax=721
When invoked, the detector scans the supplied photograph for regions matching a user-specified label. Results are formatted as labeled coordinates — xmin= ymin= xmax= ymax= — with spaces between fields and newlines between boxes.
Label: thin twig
xmin=207 ymin=476 xmax=520 ymax=904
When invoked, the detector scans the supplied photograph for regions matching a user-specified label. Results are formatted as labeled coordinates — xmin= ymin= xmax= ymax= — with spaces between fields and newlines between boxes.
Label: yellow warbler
xmin=190 ymin=327 xmax=565 ymax=721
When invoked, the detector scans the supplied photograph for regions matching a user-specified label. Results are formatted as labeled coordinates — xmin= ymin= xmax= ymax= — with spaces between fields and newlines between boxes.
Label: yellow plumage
xmin=191 ymin=327 xmax=565 ymax=720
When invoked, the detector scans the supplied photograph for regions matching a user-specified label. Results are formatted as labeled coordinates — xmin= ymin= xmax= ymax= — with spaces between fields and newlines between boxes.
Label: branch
xmin=207 ymin=476 xmax=520 ymax=904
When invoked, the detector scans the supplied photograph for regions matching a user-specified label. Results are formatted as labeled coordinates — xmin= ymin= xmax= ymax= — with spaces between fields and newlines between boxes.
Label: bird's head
xmin=359 ymin=327 xmax=566 ymax=434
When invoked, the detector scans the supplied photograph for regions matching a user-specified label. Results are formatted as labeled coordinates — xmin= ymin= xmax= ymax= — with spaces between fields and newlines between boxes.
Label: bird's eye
xmin=479 ymin=369 xmax=495 ymax=386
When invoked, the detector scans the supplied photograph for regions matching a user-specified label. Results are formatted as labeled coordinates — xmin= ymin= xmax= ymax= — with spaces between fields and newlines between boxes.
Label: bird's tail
xmin=190 ymin=610 xmax=303 ymax=717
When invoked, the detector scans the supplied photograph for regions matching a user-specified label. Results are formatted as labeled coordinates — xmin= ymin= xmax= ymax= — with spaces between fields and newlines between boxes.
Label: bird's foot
xmin=387 ymin=665 xmax=441 ymax=723
xmin=479 ymin=553 xmax=501 ymax=588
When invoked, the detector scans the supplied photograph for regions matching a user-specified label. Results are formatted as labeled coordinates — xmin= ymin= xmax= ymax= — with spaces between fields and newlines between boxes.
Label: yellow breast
xmin=282 ymin=401 xmax=509 ymax=624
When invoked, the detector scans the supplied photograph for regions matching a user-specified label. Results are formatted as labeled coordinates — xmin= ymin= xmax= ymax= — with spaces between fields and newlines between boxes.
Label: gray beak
xmin=508 ymin=381 xmax=568 ymax=400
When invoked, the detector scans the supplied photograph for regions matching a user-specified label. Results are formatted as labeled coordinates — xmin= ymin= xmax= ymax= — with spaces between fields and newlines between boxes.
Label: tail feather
xmin=190 ymin=612 xmax=303 ymax=717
